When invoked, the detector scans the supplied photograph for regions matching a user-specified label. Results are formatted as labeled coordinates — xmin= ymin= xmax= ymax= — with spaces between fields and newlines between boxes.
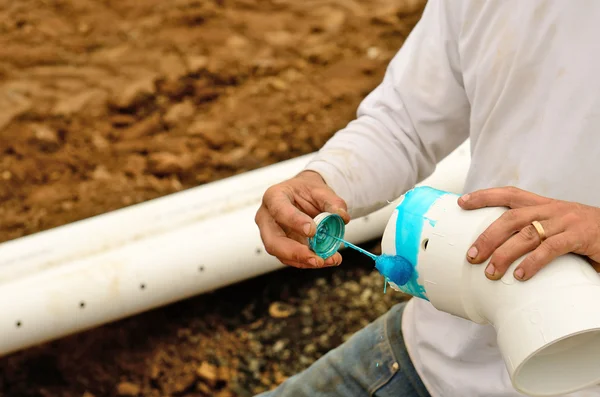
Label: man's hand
xmin=255 ymin=170 xmax=350 ymax=269
xmin=457 ymin=186 xmax=600 ymax=281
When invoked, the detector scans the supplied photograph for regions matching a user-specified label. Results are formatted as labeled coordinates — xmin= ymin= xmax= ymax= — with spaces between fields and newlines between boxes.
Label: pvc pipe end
xmin=497 ymin=285 xmax=600 ymax=396
xmin=309 ymin=212 xmax=345 ymax=259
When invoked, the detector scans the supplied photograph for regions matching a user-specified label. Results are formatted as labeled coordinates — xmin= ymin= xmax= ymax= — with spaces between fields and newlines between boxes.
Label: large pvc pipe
xmin=0 ymin=141 xmax=470 ymax=356
xmin=380 ymin=187 xmax=600 ymax=397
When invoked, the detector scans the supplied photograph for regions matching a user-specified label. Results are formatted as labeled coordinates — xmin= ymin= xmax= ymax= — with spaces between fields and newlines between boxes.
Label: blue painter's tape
xmin=392 ymin=186 xmax=455 ymax=300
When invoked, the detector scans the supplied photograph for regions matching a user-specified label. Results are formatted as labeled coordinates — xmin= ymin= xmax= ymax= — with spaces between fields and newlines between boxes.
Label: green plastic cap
xmin=308 ymin=212 xmax=345 ymax=259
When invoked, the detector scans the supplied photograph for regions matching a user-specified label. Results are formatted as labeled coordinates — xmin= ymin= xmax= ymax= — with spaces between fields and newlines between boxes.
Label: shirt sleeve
xmin=304 ymin=0 xmax=470 ymax=218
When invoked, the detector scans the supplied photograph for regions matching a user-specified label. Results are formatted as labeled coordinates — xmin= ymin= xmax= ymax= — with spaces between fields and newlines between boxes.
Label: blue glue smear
xmin=375 ymin=255 xmax=413 ymax=286
xmin=328 ymin=232 xmax=414 ymax=294
xmin=392 ymin=186 xmax=454 ymax=300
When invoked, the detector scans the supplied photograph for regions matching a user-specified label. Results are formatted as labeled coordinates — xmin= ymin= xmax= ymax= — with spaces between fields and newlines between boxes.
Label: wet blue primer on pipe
xmin=387 ymin=186 xmax=454 ymax=300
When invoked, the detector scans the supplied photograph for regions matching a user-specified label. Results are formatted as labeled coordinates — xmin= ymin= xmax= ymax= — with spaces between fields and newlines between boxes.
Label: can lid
xmin=309 ymin=212 xmax=345 ymax=259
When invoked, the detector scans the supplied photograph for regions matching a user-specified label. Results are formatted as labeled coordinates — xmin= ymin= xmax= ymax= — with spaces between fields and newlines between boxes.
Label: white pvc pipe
xmin=0 ymin=141 xmax=471 ymax=356
xmin=0 ymin=154 xmax=316 ymax=284
xmin=380 ymin=187 xmax=600 ymax=397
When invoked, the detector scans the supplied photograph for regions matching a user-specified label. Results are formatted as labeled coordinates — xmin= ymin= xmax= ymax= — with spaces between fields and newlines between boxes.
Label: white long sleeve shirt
xmin=305 ymin=1 xmax=600 ymax=396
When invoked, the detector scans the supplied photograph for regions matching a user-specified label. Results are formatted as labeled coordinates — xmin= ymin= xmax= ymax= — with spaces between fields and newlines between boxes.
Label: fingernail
xmin=303 ymin=223 xmax=312 ymax=236
xmin=485 ymin=263 xmax=496 ymax=276
xmin=514 ymin=268 xmax=525 ymax=280
xmin=467 ymin=246 xmax=478 ymax=259
xmin=308 ymin=258 xmax=318 ymax=267
xmin=461 ymin=193 xmax=470 ymax=202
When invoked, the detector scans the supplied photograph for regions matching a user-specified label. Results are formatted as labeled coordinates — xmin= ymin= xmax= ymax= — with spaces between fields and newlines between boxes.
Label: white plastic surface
xmin=381 ymin=192 xmax=600 ymax=396
xmin=0 ymin=141 xmax=470 ymax=356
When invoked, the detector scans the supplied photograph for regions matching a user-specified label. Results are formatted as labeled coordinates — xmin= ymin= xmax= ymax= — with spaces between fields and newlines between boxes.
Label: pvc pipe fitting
xmin=380 ymin=186 xmax=600 ymax=396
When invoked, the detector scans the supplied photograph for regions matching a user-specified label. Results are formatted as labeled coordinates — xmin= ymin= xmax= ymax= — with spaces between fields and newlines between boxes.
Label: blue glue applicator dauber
xmin=308 ymin=213 xmax=414 ymax=292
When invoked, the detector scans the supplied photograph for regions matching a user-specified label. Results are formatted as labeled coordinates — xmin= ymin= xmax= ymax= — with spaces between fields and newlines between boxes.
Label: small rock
xmin=220 ymin=146 xmax=250 ymax=167
xmin=187 ymin=55 xmax=208 ymax=73
xmin=226 ymin=35 xmax=249 ymax=49
xmin=158 ymin=78 xmax=191 ymax=100
xmin=264 ymin=30 xmax=295 ymax=48
xmin=78 ymin=22 xmax=91 ymax=33
xmin=218 ymin=366 xmax=232 ymax=383
xmin=171 ymin=176 xmax=183 ymax=190
xmin=92 ymin=165 xmax=111 ymax=181
xmin=268 ymin=302 xmax=296 ymax=319
xmin=124 ymin=154 xmax=147 ymax=176
xmin=91 ymin=133 xmax=109 ymax=150
xmin=272 ymin=340 xmax=286 ymax=353
xmin=322 ymin=9 xmax=346 ymax=33
xmin=187 ymin=119 xmax=226 ymax=148
xmin=299 ymin=355 xmax=313 ymax=366
xmin=0 ymin=90 xmax=32 ymax=130
xmin=1 ymin=170 xmax=11 ymax=180
xmin=301 ymin=327 xmax=312 ymax=336
xmin=147 ymin=152 xmax=192 ymax=175
xmin=121 ymin=114 xmax=162 ymax=140
xmin=303 ymin=343 xmax=317 ymax=355
xmin=117 ymin=381 xmax=141 ymax=396
xmin=159 ymin=53 xmax=188 ymax=81
xmin=32 ymin=124 xmax=60 ymax=151
xmin=82 ymin=392 xmax=96 ymax=397
xmin=371 ymin=13 xmax=397 ymax=26
xmin=248 ymin=359 xmax=260 ymax=373
xmin=173 ymin=371 xmax=197 ymax=394
xmin=60 ymin=201 xmax=74 ymax=211
xmin=163 ymin=100 xmax=195 ymax=127
xmin=196 ymin=361 xmax=218 ymax=384
xmin=318 ymin=334 xmax=330 ymax=347
xmin=251 ymin=58 xmax=286 ymax=76
xmin=196 ymin=382 xmax=211 ymax=395
xmin=366 ymin=46 xmax=380 ymax=60
xmin=300 ymin=305 xmax=312 ymax=315
xmin=268 ymin=78 xmax=288 ymax=91
xmin=52 ymin=89 xmax=105 ymax=117
xmin=113 ymin=77 xmax=156 ymax=109
xmin=360 ymin=288 xmax=373 ymax=302
xmin=343 ymin=281 xmax=361 ymax=294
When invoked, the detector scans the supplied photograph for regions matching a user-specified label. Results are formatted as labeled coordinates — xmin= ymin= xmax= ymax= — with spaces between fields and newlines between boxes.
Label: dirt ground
xmin=0 ymin=0 xmax=424 ymax=396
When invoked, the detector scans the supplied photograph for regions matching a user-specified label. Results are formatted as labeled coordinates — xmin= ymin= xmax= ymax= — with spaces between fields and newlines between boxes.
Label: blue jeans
xmin=256 ymin=301 xmax=430 ymax=397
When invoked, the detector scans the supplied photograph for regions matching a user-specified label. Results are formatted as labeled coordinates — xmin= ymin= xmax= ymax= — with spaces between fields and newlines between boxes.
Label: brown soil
xmin=0 ymin=0 xmax=424 ymax=396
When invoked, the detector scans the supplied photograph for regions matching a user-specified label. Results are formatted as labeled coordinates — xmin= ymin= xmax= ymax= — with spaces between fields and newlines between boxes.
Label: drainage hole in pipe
xmin=198 ymin=266 xmax=205 ymax=272
xmin=140 ymin=283 xmax=146 ymax=290
xmin=364 ymin=216 xmax=369 ymax=222
xmin=421 ymin=238 xmax=429 ymax=251
xmin=255 ymin=247 xmax=262 ymax=255
xmin=15 ymin=321 xmax=22 ymax=328
xmin=79 ymin=301 xmax=86 ymax=309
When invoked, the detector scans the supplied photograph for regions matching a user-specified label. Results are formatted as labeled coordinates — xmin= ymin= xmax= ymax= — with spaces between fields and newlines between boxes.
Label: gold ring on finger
xmin=531 ymin=220 xmax=546 ymax=242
